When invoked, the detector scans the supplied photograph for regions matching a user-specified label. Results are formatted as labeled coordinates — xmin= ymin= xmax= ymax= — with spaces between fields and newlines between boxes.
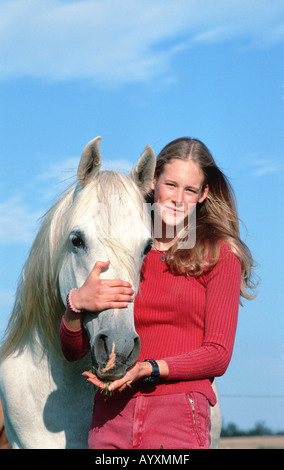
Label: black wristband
xmin=143 ymin=359 xmax=160 ymax=384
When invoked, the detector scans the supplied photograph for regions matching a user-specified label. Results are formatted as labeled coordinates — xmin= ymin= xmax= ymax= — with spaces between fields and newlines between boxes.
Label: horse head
xmin=59 ymin=137 xmax=155 ymax=380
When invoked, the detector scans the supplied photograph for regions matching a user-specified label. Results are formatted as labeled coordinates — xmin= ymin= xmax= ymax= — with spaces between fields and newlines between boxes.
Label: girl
xmin=60 ymin=137 xmax=256 ymax=449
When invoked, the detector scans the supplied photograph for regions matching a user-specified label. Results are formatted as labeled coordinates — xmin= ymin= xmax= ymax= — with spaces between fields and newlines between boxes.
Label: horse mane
xmin=0 ymin=186 xmax=75 ymax=360
xmin=0 ymin=171 xmax=145 ymax=360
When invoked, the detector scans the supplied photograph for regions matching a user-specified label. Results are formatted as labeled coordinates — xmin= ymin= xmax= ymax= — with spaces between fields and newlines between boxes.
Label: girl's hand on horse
xmin=71 ymin=260 xmax=134 ymax=312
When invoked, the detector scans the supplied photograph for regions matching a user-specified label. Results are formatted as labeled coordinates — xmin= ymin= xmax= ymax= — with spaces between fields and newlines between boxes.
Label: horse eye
xmin=70 ymin=231 xmax=86 ymax=250
xmin=72 ymin=236 xmax=84 ymax=248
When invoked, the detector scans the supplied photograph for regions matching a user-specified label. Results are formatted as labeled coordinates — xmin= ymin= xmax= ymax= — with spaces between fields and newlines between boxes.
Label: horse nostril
xmin=96 ymin=334 xmax=109 ymax=356
xmin=126 ymin=335 xmax=141 ymax=363
xmin=134 ymin=335 xmax=140 ymax=350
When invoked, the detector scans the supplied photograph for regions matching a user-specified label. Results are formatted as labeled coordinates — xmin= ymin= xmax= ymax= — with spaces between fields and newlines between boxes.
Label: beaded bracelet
xmin=66 ymin=288 xmax=82 ymax=314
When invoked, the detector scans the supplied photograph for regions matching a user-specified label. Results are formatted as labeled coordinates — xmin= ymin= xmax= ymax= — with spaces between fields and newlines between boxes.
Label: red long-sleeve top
xmin=60 ymin=242 xmax=241 ymax=405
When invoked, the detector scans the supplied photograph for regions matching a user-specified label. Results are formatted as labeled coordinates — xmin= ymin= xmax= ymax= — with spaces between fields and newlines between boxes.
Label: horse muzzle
xmin=90 ymin=331 xmax=141 ymax=380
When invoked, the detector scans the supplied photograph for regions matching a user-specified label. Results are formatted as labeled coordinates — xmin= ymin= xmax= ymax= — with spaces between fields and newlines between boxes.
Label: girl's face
xmin=151 ymin=158 xmax=208 ymax=233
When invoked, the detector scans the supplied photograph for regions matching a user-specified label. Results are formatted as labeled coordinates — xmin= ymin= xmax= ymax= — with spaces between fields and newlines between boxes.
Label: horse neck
xmin=22 ymin=330 xmax=90 ymax=380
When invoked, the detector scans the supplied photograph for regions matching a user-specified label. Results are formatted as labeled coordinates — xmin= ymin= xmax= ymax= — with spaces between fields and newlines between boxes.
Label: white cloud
xmin=0 ymin=290 xmax=15 ymax=307
xmin=0 ymin=196 xmax=43 ymax=244
xmin=250 ymin=158 xmax=284 ymax=177
xmin=0 ymin=154 xmax=77 ymax=245
xmin=0 ymin=153 xmax=134 ymax=245
xmin=0 ymin=0 xmax=283 ymax=84
xmin=36 ymin=156 xmax=132 ymax=183
xmin=36 ymin=158 xmax=78 ymax=183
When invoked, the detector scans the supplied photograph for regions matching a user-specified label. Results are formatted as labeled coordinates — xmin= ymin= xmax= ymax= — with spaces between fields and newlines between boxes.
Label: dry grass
xmin=219 ymin=435 xmax=284 ymax=449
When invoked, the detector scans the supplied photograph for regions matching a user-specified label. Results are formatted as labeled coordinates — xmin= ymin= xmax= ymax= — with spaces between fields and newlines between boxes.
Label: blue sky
xmin=0 ymin=0 xmax=284 ymax=432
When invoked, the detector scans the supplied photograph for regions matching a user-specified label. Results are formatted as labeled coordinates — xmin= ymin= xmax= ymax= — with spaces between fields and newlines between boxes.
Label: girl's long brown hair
xmin=147 ymin=137 xmax=257 ymax=301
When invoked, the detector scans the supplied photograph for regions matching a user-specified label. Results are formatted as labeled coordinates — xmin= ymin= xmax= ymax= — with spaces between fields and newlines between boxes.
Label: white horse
xmin=0 ymin=137 xmax=155 ymax=448
xmin=0 ymin=136 xmax=222 ymax=449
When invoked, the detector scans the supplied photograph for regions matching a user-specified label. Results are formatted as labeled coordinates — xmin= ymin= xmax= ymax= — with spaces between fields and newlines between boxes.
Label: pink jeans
xmin=88 ymin=391 xmax=211 ymax=449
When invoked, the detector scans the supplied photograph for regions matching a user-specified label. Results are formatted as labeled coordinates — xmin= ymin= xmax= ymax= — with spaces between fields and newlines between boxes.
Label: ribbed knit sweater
xmin=60 ymin=242 xmax=241 ymax=405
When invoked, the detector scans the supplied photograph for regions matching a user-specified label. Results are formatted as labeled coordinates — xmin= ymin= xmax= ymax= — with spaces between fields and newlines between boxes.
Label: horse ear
xmin=131 ymin=145 xmax=156 ymax=194
xmin=77 ymin=136 xmax=102 ymax=187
